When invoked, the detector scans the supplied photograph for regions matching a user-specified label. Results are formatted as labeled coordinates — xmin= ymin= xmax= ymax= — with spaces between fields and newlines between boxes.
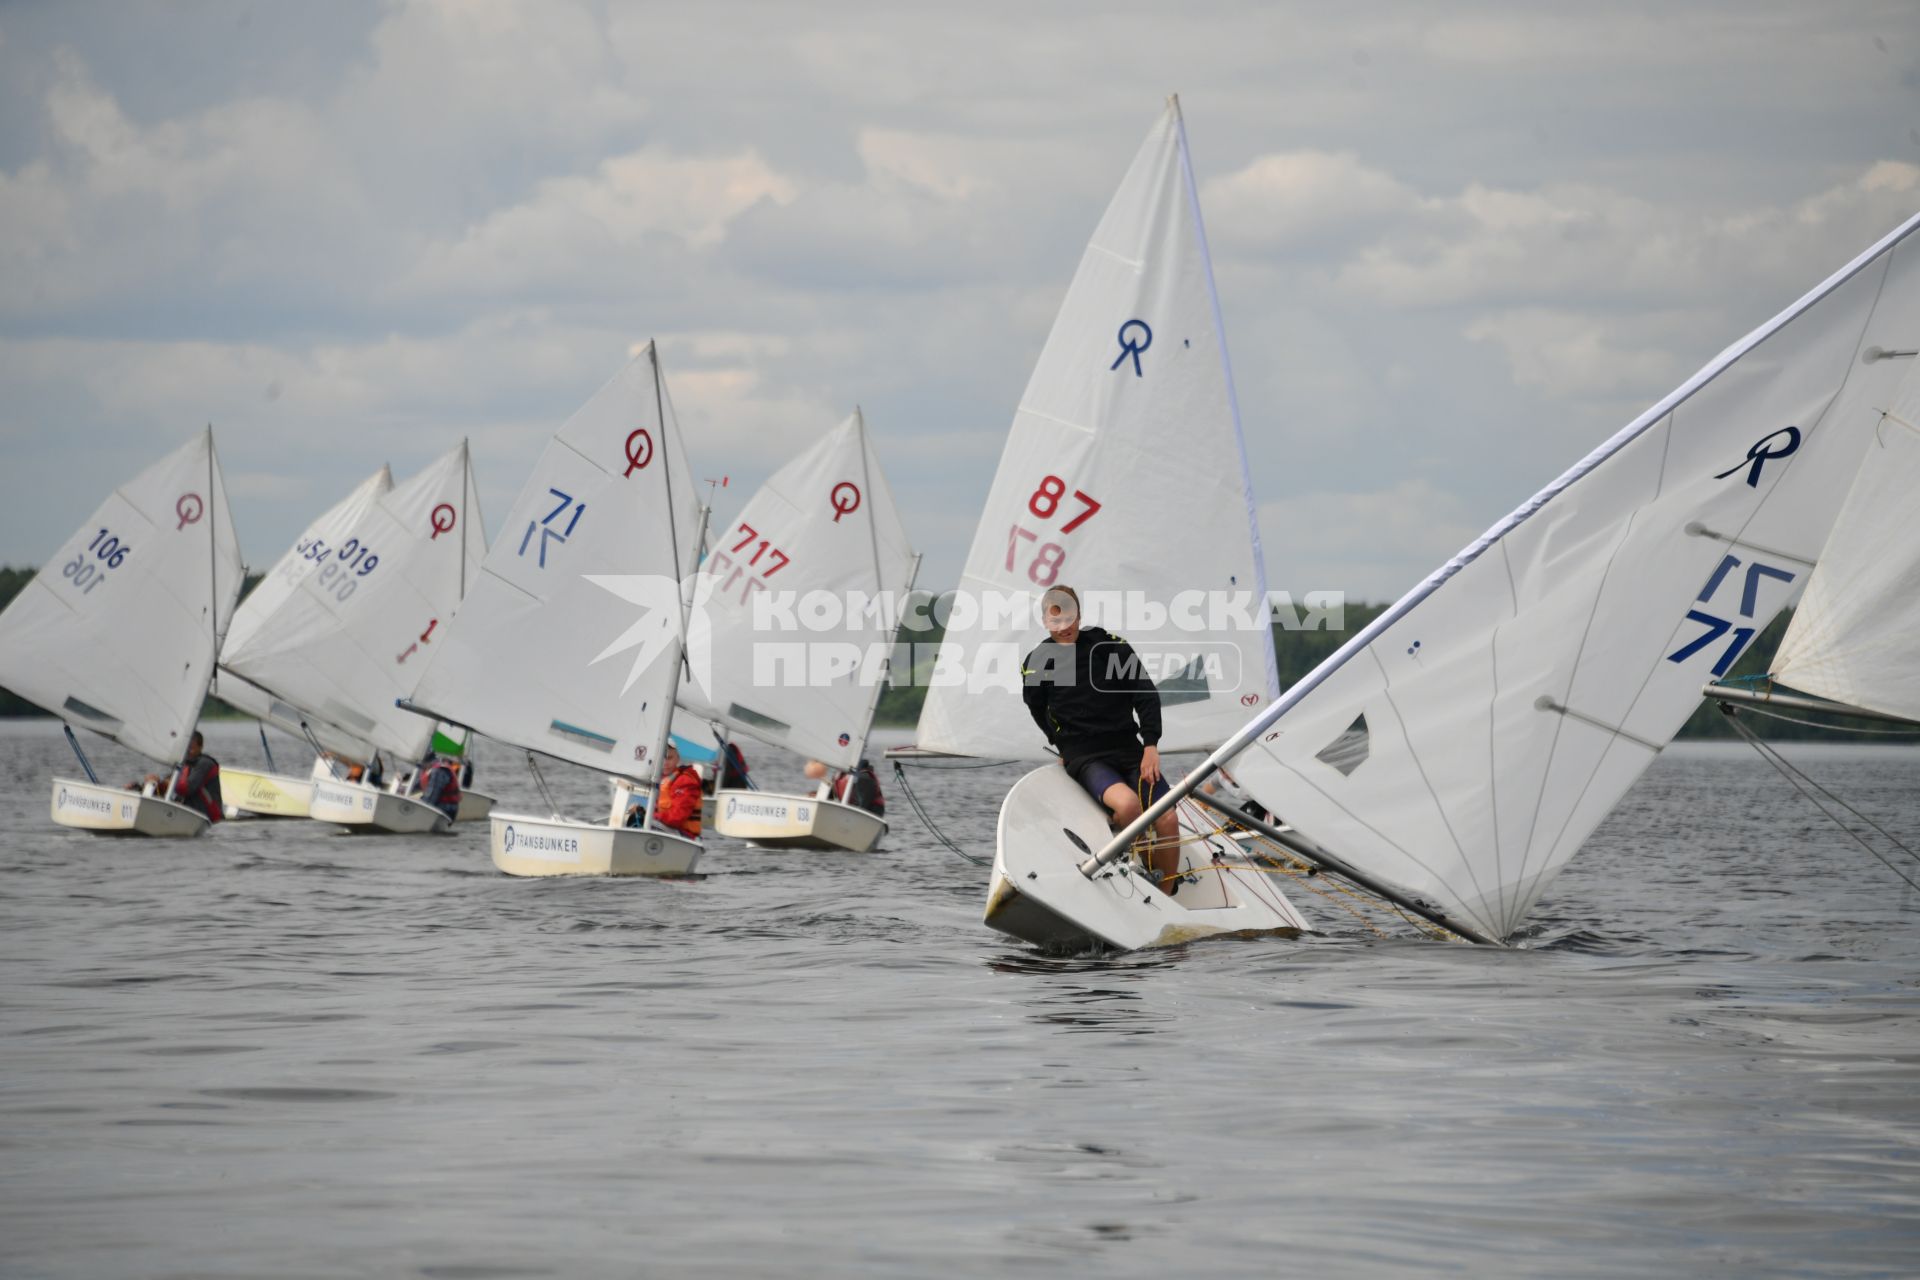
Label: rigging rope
xmin=891 ymin=760 xmax=989 ymax=866
xmin=524 ymin=752 xmax=563 ymax=819
xmin=1720 ymin=707 xmax=1920 ymax=892
xmin=1714 ymin=698 xmax=1920 ymax=737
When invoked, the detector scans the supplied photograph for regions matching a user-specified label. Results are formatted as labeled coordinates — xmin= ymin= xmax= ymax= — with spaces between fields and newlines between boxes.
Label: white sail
xmin=217 ymin=464 xmax=394 ymax=757
xmin=678 ymin=410 xmax=917 ymax=770
xmin=1223 ymin=212 xmax=1920 ymax=942
xmin=0 ymin=428 xmax=243 ymax=764
xmin=223 ymin=442 xmax=486 ymax=761
xmin=915 ymin=98 xmax=1276 ymax=759
xmin=406 ymin=345 xmax=703 ymax=777
xmin=1769 ymin=356 xmax=1920 ymax=722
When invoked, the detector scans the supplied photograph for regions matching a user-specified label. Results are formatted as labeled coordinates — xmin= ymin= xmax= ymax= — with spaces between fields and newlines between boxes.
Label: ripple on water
xmin=3 ymin=726 xmax=1919 ymax=1277
xmin=198 ymin=1087 xmax=398 ymax=1104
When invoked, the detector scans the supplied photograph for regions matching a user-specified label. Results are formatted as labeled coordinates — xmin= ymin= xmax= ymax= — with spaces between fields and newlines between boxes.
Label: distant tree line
xmin=868 ymin=596 xmax=1874 ymax=743
xmin=0 ymin=569 xmax=1879 ymax=741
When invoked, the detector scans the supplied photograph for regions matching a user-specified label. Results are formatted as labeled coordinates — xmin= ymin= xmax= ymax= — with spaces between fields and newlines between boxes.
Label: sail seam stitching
xmin=1512 ymin=498 xmax=1649 ymax=929
xmin=1269 ymin=752 xmax=1499 ymax=939
xmin=1555 ymin=250 xmax=1903 ymax=873
xmin=1367 ymin=647 xmax=1497 ymax=916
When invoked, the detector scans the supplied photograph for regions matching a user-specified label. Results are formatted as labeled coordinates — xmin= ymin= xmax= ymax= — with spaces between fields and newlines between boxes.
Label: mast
xmin=644 ymin=497 xmax=711 ymax=831
xmin=459 ymin=436 xmax=471 ymax=595
xmin=844 ymin=406 xmax=910 ymax=772
xmin=1171 ymin=93 xmax=1277 ymax=703
xmin=849 ymin=552 xmax=920 ymax=772
xmin=641 ymin=342 xmax=708 ymax=832
xmin=185 ymin=424 xmax=230 ymax=749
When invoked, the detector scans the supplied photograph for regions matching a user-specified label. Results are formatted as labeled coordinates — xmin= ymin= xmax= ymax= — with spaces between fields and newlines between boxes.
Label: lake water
xmin=3 ymin=720 xmax=1918 ymax=1277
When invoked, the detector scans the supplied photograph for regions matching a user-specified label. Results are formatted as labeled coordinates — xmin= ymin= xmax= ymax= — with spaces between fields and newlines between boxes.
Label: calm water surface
xmin=3 ymin=721 xmax=1918 ymax=1277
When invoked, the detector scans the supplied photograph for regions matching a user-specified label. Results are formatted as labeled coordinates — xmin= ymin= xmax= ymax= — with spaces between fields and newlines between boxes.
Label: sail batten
xmin=1211 ymin=210 xmax=1920 ymax=941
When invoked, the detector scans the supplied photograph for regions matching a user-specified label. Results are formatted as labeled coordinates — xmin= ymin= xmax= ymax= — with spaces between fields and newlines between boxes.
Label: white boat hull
xmin=309 ymin=778 xmax=452 ymax=834
xmin=709 ymin=789 xmax=886 ymax=852
xmin=984 ymin=765 xmax=1309 ymax=952
xmin=491 ymin=812 xmax=702 ymax=877
xmin=221 ymin=768 xmax=316 ymax=819
xmin=50 ymin=778 xmax=209 ymax=838
xmin=455 ymin=789 xmax=495 ymax=823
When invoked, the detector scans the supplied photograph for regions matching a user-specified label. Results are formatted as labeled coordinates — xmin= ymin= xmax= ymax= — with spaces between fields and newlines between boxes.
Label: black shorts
xmin=1069 ymin=751 xmax=1169 ymax=812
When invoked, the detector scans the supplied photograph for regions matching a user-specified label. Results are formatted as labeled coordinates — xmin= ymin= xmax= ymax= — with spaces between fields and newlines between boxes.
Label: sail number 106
xmin=1006 ymin=475 xmax=1101 ymax=586
xmin=63 ymin=528 xmax=131 ymax=595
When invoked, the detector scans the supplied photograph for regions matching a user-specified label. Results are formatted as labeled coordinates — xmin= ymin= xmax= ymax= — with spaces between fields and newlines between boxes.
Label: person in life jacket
xmin=830 ymin=759 xmax=885 ymax=815
xmin=1021 ymin=584 xmax=1183 ymax=895
xmin=414 ymin=754 xmax=462 ymax=822
xmin=718 ymin=741 xmax=750 ymax=791
xmin=131 ymin=729 xmax=223 ymax=823
xmin=624 ymin=743 xmax=703 ymax=838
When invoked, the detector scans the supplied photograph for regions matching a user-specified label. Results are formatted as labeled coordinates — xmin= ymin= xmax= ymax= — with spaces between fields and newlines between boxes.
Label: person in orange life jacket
xmin=624 ymin=744 xmax=703 ymax=838
xmin=414 ymin=753 xmax=462 ymax=822
xmin=129 ymin=729 xmax=223 ymax=823
xmin=830 ymin=759 xmax=884 ymax=815
xmin=1020 ymin=585 xmax=1182 ymax=894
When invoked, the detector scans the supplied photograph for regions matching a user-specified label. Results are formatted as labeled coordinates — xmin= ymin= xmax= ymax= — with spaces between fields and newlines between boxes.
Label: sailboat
xmin=1009 ymin=208 xmax=1920 ymax=950
xmin=222 ymin=441 xmax=489 ymax=833
xmin=895 ymin=97 xmax=1309 ymax=948
xmin=217 ymin=464 xmax=394 ymax=817
xmin=683 ymin=410 xmax=920 ymax=852
xmin=0 ymin=428 xmax=243 ymax=836
xmin=403 ymin=343 xmax=710 ymax=877
xmin=1709 ymin=348 xmax=1920 ymax=728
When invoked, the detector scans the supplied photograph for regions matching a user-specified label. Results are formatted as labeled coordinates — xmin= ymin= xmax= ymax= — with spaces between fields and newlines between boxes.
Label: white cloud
xmin=1465 ymin=308 xmax=1697 ymax=398
xmin=400 ymin=146 xmax=797 ymax=300
xmin=1204 ymin=150 xmax=1416 ymax=253
xmin=1334 ymin=162 xmax=1920 ymax=312
xmin=3 ymin=2 xmax=1918 ymax=604
xmin=1260 ymin=478 xmax=1490 ymax=603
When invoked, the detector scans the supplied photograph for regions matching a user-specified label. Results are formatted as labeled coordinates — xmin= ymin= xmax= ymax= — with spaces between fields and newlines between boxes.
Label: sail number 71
xmin=1665 ymin=553 xmax=1795 ymax=677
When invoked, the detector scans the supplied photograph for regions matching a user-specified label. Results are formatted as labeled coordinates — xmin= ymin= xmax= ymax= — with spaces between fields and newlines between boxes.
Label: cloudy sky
xmin=2 ymin=0 xmax=1916 ymax=601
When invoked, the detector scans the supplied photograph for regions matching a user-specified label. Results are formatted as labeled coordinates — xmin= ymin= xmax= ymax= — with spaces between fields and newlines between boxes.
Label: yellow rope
xmin=1179 ymin=802 xmax=1460 ymax=943
xmin=1112 ymin=778 xmax=1465 ymax=943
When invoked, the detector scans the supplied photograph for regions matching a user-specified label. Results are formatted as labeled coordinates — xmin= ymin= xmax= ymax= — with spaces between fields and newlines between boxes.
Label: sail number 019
xmin=1007 ymin=475 xmax=1101 ymax=586
xmin=287 ymin=535 xmax=382 ymax=604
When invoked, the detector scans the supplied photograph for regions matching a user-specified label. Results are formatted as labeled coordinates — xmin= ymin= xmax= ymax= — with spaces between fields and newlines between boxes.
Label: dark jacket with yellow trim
xmin=1021 ymin=626 xmax=1162 ymax=772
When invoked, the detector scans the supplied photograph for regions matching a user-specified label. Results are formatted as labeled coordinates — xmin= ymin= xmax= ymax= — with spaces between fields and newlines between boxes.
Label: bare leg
xmin=1150 ymin=809 xmax=1181 ymax=889
xmin=1100 ymin=783 xmax=1143 ymax=832
xmin=1100 ymin=783 xmax=1180 ymax=894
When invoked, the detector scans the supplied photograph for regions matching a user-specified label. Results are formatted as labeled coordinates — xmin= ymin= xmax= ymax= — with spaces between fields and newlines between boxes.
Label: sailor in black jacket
xmin=1021 ymin=585 xmax=1182 ymax=894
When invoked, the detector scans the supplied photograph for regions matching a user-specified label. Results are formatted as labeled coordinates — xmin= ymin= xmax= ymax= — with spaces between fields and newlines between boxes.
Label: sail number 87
xmin=1006 ymin=476 xmax=1101 ymax=586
